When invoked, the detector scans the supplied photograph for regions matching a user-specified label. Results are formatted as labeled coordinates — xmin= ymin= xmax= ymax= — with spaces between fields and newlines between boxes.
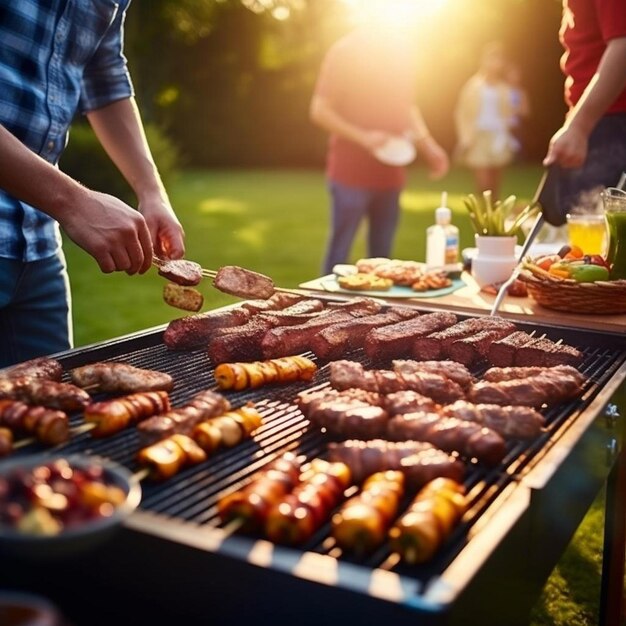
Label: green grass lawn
xmin=62 ymin=164 xmax=610 ymax=625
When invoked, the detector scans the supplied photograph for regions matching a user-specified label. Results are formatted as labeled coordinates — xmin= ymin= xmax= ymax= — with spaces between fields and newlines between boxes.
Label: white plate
xmin=373 ymin=136 xmax=416 ymax=166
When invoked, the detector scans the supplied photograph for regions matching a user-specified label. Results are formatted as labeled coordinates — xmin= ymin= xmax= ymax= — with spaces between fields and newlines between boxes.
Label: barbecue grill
xmin=1 ymin=302 xmax=624 ymax=626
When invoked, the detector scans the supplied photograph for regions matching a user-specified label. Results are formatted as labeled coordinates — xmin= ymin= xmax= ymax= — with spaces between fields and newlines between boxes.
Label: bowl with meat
xmin=0 ymin=453 xmax=141 ymax=559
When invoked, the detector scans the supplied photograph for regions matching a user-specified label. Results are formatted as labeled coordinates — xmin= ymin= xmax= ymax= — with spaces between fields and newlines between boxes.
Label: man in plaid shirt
xmin=0 ymin=0 xmax=185 ymax=367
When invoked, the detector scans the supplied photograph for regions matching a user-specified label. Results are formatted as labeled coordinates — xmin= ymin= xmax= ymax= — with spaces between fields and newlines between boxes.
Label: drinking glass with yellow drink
xmin=602 ymin=187 xmax=626 ymax=280
xmin=565 ymin=213 xmax=607 ymax=255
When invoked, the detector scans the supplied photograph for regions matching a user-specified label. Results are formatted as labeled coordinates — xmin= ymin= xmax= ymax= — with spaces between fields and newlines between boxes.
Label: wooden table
xmin=299 ymin=271 xmax=626 ymax=334
xmin=300 ymin=270 xmax=626 ymax=625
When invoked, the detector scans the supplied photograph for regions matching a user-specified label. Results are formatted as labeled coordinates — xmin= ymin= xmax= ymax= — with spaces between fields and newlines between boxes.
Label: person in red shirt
xmin=544 ymin=0 xmax=626 ymax=209
xmin=310 ymin=20 xmax=449 ymax=274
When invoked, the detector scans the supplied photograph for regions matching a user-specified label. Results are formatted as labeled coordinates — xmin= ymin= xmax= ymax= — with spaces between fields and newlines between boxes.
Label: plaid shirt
xmin=0 ymin=0 xmax=134 ymax=261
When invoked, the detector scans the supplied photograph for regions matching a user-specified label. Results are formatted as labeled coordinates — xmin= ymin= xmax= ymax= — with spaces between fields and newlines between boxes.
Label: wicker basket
xmin=518 ymin=266 xmax=626 ymax=315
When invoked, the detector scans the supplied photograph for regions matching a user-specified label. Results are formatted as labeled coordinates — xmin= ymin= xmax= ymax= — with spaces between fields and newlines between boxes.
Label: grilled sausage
xmin=0 ymin=357 xmax=63 ymax=382
xmin=70 ymin=362 xmax=174 ymax=394
xmin=0 ymin=377 xmax=90 ymax=412
xmin=214 ymin=356 xmax=317 ymax=391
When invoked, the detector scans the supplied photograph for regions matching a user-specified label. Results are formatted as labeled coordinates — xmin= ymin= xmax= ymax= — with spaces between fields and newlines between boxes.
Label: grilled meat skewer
xmin=392 ymin=360 xmax=475 ymax=390
xmin=212 ymin=265 xmax=276 ymax=300
xmin=442 ymin=401 xmax=545 ymax=440
xmin=327 ymin=439 xmax=465 ymax=487
xmin=482 ymin=365 xmax=585 ymax=384
xmin=0 ymin=427 xmax=13 ymax=457
xmin=0 ymin=399 xmax=70 ymax=445
xmin=155 ymin=258 xmax=203 ymax=286
xmin=329 ymin=360 xmax=465 ymax=405
xmin=83 ymin=391 xmax=171 ymax=438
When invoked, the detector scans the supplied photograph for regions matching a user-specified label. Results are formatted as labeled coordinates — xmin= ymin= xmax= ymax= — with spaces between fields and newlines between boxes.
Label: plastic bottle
xmin=426 ymin=192 xmax=459 ymax=268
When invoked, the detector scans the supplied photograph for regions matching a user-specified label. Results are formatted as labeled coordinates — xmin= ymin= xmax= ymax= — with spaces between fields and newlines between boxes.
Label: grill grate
xmin=10 ymin=307 xmax=626 ymax=588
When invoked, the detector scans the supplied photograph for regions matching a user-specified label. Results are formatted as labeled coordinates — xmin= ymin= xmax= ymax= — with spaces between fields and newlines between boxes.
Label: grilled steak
xmin=383 ymin=389 xmax=440 ymax=414
xmin=70 ymin=362 xmax=174 ymax=393
xmin=241 ymin=292 xmax=304 ymax=314
xmin=364 ymin=311 xmax=458 ymax=361
xmin=445 ymin=323 xmax=517 ymax=366
xmin=212 ymin=265 xmax=275 ymax=300
xmin=0 ymin=377 xmax=90 ymax=412
xmin=163 ymin=307 xmax=252 ymax=351
xmin=413 ymin=316 xmax=516 ymax=361
xmin=206 ymin=318 xmax=277 ymax=364
xmin=157 ymin=259 xmax=203 ymax=286
xmin=514 ymin=337 xmax=583 ymax=367
xmin=487 ymin=331 xmax=534 ymax=367
xmin=310 ymin=308 xmax=419 ymax=361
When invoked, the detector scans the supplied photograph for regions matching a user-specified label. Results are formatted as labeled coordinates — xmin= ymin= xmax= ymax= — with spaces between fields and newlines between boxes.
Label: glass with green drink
xmin=602 ymin=187 xmax=626 ymax=279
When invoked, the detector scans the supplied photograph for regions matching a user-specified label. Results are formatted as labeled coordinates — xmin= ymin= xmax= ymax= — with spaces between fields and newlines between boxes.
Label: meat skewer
xmin=136 ymin=389 xmax=231 ymax=447
xmin=264 ymin=458 xmax=352 ymax=545
xmin=389 ymin=477 xmax=467 ymax=564
xmin=482 ymin=364 xmax=585 ymax=384
xmin=442 ymin=401 xmax=546 ymax=440
xmin=327 ymin=439 xmax=465 ymax=487
xmin=153 ymin=257 xmax=203 ymax=286
xmin=331 ymin=470 xmax=406 ymax=555
xmin=329 ymin=360 xmax=465 ymax=405
xmin=137 ymin=404 xmax=263 ymax=481
xmin=392 ymin=360 xmax=475 ymax=390
xmin=83 ymin=391 xmax=172 ymax=438
xmin=0 ymin=399 xmax=70 ymax=446
xmin=386 ymin=411 xmax=507 ymax=466
xmin=69 ymin=362 xmax=174 ymax=394
xmin=0 ymin=377 xmax=90 ymax=412
xmin=469 ymin=369 xmax=585 ymax=407
xmin=217 ymin=452 xmax=302 ymax=533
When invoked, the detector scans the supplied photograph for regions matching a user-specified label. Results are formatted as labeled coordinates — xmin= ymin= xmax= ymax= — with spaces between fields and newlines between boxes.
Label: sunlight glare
xmin=343 ymin=0 xmax=448 ymax=26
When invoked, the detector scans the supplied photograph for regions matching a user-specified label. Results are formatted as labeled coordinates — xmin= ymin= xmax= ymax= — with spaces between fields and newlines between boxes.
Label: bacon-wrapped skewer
xmin=0 ymin=399 xmax=70 ymax=445
xmin=389 ymin=477 xmax=467 ymax=564
xmin=214 ymin=356 xmax=317 ymax=391
xmin=331 ymin=470 xmax=405 ymax=555
xmin=264 ymin=459 xmax=352 ymax=545
xmin=83 ymin=391 xmax=171 ymax=438
xmin=217 ymin=452 xmax=302 ymax=533
xmin=137 ymin=404 xmax=263 ymax=481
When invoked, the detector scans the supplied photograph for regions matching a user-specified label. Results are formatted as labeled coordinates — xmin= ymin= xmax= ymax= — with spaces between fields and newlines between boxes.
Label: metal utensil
xmin=490 ymin=166 xmax=559 ymax=316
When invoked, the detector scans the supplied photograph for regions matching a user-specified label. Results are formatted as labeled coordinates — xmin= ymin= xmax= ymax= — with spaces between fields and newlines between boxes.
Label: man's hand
xmin=59 ymin=188 xmax=154 ymax=275
xmin=138 ymin=191 xmax=185 ymax=261
xmin=359 ymin=129 xmax=391 ymax=152
xmin=543 ymin=125 xmax=588 ymax=169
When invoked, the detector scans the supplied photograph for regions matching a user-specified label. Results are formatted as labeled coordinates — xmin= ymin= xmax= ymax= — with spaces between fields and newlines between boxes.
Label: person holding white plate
xmin=310 ymin=16 xmax=449 ymax=275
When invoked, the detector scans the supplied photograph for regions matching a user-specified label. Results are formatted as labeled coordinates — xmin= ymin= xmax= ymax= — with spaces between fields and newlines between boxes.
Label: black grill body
xmin=1 ymin=305 xmax=624 ymax=626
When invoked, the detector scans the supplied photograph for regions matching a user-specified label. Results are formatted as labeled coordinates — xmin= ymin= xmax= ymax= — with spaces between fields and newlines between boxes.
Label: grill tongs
xmin=490 ymin=165 xmax=564 ymax=316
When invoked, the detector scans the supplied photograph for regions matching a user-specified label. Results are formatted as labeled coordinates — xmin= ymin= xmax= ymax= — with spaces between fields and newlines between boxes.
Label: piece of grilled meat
xmin=157 ymin=259 xmax=203 ymax=286
xmin=70 ymin=362 xmax=174 ymax=394
xmin=0 ymin=377 xmax=90 ymax=412
xmin=0 ymin=357 xmax=63 ymax=382
xmin=213 ymin=265 xmax=276 ymax=300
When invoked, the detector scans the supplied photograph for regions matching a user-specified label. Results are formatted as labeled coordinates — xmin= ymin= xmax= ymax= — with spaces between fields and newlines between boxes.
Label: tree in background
xmin=118 ymin=0 xmax=565 ymax=169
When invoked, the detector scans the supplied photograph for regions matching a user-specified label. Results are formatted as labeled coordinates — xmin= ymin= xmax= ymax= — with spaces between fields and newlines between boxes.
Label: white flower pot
xmin=472 ymin=234 xmax=518 ymax=287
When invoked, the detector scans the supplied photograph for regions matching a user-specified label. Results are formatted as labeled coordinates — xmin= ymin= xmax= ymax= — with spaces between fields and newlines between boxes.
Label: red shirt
xmin=313 ymin=29 xmax=417 ymax=190
xmin=560 ymin=0 xmax=626 ymax=113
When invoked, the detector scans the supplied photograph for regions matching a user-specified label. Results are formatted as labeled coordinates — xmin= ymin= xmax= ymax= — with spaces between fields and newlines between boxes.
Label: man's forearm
xmin=0 ymin=124 xmax=86 ymax=220
xmin=566 ymin=37 xmax=626 ymax=136
xmin=309 ymin=95 xmax=368 ymax=147
xmin=86 ymin=97 xmax=166 ymax=202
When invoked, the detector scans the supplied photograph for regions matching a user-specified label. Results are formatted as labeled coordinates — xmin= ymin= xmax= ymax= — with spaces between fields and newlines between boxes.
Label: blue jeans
xmin=0 ymin=250 xmax=73 ymax=367
xmin=322 ymin=181 xmax=401 ymax=274
xmin=559 ymin=113 xmax=626 ymax=214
